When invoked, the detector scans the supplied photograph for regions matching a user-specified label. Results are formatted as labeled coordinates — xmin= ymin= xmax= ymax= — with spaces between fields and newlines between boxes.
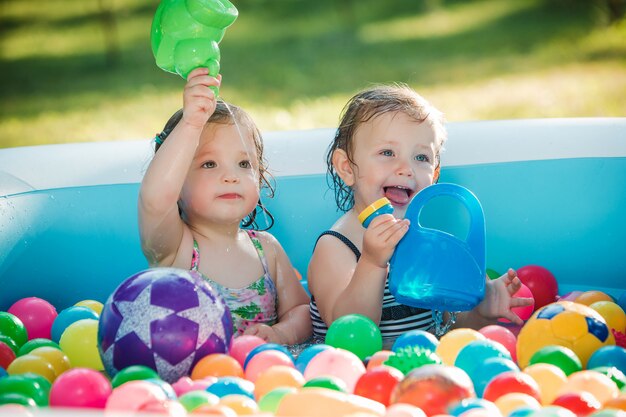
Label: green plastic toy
xmin=151 ymin=0 xmax=238 ymax=91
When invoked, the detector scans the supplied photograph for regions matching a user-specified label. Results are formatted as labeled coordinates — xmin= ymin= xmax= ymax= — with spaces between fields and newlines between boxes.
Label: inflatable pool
xmin=1 ymin=118 xmax=625 ymax=311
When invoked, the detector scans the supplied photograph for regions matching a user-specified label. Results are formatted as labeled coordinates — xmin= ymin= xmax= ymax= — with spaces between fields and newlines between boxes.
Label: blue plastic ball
xmin=391 ymin=329 xmax=439 ymax=353
xmin=295 ymin=344 xmax=332 ymax=374
xmin=206 ymin=376 xmax=254 ymax=399
xmin=51 ymin=306 xmax=99 ymax=343
xmin=243 ymin=343 xmax=294 ymax=369
xmin=587 ymin=345 xmax=626 ymax=375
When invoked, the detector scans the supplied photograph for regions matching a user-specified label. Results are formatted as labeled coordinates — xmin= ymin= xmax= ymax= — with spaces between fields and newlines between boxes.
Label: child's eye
xmin=202 ymin=161 xmax=216 ymax=168
xmin=239 ymin=160 xmax=252 ymax=168
xmin=415 ymin=154 xmax=430 ymax=163
xmin=380 ymin=149 xmax=394 ymax=157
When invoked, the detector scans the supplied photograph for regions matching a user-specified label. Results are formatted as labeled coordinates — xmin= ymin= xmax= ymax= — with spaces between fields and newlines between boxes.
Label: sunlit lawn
xmin=1 ymin=0 xmax=624 ymax=147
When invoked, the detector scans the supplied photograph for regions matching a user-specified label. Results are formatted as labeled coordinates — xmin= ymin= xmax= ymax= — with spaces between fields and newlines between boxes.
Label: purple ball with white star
xmin=98 ymin=268 xmax=233 ymax=383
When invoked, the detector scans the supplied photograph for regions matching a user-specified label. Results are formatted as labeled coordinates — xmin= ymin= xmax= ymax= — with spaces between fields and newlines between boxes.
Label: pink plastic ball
xmin=304 ymin=348 xmax=366 ymax=393
xmin=229 ymin=335 xmax=266 ymax=368
xmin=500 ymin=283 xmax=535 ymax=324
xmin=8 ymin=297 xmax=58 ymax=340
xmin=479 ymin=325 xmax=518 ymax=362
xmin=172 ymin=376 xmax=217 ymax=396
xmin=49 ymin=368 xmax=112 ymax=408
xmin=106 ymin=380 xmax=168 ymax=412
xmin=244 ymin=350 xmax=295 ymax=383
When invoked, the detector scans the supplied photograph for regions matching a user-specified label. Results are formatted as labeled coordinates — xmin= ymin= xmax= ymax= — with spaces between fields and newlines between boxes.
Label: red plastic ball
xmin=0 ymin=341 xmax=16 ymax=369
xmin=552 ymin=392 xmax=601 ymax=417
xmin=353 ymin=366 xmax=403 ymax=406
xmin=516 ymin=265 xmax=558 ymax=310
xmin=482 ymin=371 xmax=541 ymax=403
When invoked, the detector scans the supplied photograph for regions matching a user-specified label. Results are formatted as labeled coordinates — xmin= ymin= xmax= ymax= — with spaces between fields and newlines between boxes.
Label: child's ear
xmin=332 ymin=149 xmax=355 ymax=186
xmin=433 ymin=165 xmax=440 ymax=183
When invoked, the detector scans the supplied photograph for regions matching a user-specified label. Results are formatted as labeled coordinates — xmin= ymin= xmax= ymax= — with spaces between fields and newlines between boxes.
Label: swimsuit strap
xmin=315 ymin=230 xmax=361 ymax=261
xmin=245 ymin=229 xmax=271 ymax=277
xmin=191 ymin=239 xmax=200 ymax=271
xmin=190 ymin=230 xmax=270 ymax=276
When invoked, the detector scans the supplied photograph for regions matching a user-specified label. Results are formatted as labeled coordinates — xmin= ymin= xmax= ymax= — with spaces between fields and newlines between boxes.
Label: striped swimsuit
xmin=309 ymin=230 xmax=435 ymax=347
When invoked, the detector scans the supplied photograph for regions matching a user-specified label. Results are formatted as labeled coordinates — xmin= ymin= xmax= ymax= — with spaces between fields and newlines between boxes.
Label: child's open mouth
xmin=384 ymin=186 xmax=412 ymax=206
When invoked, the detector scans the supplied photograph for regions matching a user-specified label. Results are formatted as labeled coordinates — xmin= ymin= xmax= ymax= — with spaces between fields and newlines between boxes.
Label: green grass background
xmin=1 ymin=0 xmax=625 ymax=147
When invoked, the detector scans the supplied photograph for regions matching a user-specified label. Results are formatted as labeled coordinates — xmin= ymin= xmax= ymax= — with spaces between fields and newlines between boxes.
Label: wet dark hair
xmin=155 ymin=101 xmax=275 ymax=230
xmin=327 ymin=84 xmax=447 ymax=212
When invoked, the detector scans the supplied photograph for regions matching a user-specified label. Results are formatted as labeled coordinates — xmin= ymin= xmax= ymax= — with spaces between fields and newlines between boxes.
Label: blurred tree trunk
xmin=607 ymin=0 xmax=625 ymax=22
xmin=97 ymin=0 xmax=120 ymax=67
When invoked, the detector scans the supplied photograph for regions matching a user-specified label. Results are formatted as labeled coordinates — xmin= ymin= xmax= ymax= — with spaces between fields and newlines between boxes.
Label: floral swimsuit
xmin=191 ymin=230 xmax=278 ymax=336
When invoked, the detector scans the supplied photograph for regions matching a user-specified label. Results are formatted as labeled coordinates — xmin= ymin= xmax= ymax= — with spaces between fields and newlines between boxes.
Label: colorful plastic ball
xmin=390 ymin=364 xmax=475 ymax=416
xmin=0 ymin=393 xmax=37 ymax=407
xmin=50 ymin=305 xmax=99 ymax=343
xmin=0 ymin=341 xmax=16 ymax=369
xmin=353 ymin=365 xmax=403 ymax=406
xmin=295 ymin=344 xmax=333 ymax=374
xmin=558 ymin=370 xmax=619 ymax=405
xmin=575 ymin=291 xmax=613 ymax=307
xmin=139 ymin=399 xmax=187 ymax=416
xmin=219 ymin=393 xmax=259 ymax=415
xmin=493 ymin=392 xmax=541 ymax=417
xmin=276 ymin=387 xmax=385 ymax=416
xmin=179 ymin=390 xmax=220 ymax=412
xmin=0 ymin=373 xmax=51 ymax=406
xmin=325 ymin=314 xmax=382 ymax=361
xmin=29 ymin=346 xmax=71 ymax=378
xmin=508 ymin=406 xmax=538 ymax=417
xmin=98 ymin=268 xmax=233 ymax=383
xmin=383 ymin=345 xmax=441 ymax=375
xmin=529 ymin=345 xmax=582 ymax=376
xmin=479 ymin=324 xmax=518 ymax=362
xmin=8 ymin=297 xmax=58 ymax=340
xmin=253 ymin=365 xmax=304 ymax=400
xmin=590 ymin=366 xmax=626 ymax=389
xmin=0 ymin=312 xmax=28 ymax=348
xmin=517 ymin=301 xmax=614 ymax=369
xmin=487 ymin=268 xmax=501 ymax=280
xmin=192 ymin=404 xmax=238 ymax=416
xmin=436 ymin=328 xmax=486 ymax=366
xmin=75 ymin=299 xmax=104 ymax=315
xmin=602 ymin=393 xmax=626 ymax=412
xmin=257 ymin=387 xmax=296 ymax=413
xmin=145 ymin=378 xmax=177 ymax=400
xmin=0 ymin=367 xmax=6 ymax=378
xmin=105 ymin=379 xmax=168 ymax=412
xmin=523 ymin=363 xmax=568 ymax=405
xmin=553 ymin=392 xmax=601 ymax=416
xmin=7 ymin=354 xmax=56 ymax=382
xmin=192 ymin=353 xmax=243 ymax=379
xmin=228 ymin=335 xmax=266 ymax=368
xmin=206 ymin=376 xmax=255 ymax=399
xmin=243 ymin=343 xmax=294 ymax=369
xmin=0 ymin=335 xmax=18 ymax=355
xmin=49 ymin=368 xmax=112 ymax=408
xmin=471 ymin=356 xmax=520 ymax=397
xmin=302 ymin=375 xmax=348 ymax=392
xmin=59 ymin=318 xmax=103 ymax=370
xmin=531 ymin=405 xmax=577 ymax=417
xmin=483 ymin=371 xmax=542 ymax=403
xmin=454 ymin=339 xmax=511 ymax=377
xmin=588 ymin=346 xmax=626 ymax=375
xmin=244 ymin=349 xmax=295 ymax=383
xmin=500 ymin=283 xmax=535 ymax=323
xmin=111 ymin=364 xmax=160 ymax=388
xmin=517 ymin=265 xmax=559 ymax=310
xmin=392 ymin=329 xmax=439 ymax=353
xmin=17 ymin=338 xmax=60 ymax=356
xmin=618 ymin=293 xmax=626 ymax=314
xmin=304 ymin=348 xmax=366 ymax=393
xmin=449 ymin=398 xmax=500 ymax=417
xmin=589 ymin=301 xmax=626 ymax=334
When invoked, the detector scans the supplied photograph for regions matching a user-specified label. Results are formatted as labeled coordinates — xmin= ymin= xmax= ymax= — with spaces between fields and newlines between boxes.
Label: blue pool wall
xmin=0 ymin=119 xmax=625 ymax=310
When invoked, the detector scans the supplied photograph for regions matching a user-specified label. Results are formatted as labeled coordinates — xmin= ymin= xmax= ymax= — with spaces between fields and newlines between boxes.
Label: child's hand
xmin=476 ymin=268 xmax=534 ymax=325
xmin=361 ymin=214 xmax=410 ymax=269
xmin=182 ymin=67 xmax=221 ymax=129
xmin=242 ymin=323 xmax=285 ymax=344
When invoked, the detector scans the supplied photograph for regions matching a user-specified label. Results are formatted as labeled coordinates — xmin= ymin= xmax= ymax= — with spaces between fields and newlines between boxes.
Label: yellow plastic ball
xmin=436 ymin=328 xmax=485 ymax=366
xmin=29 ymin=346 xmax=71 ymax=377
xmin=7 ymin=354 xmax=56 ymax=382
xmin=557 ymin=370 xmax=619 ymax=405
xmin=219 ymin=394 xmax=259 ymax=415
xmin=523 ymin=362 xmax=568 ymax=405
xmin=494 ymin=392 xmax=541 ymax=416
xmin=575 ymin=291 xmax=613 ymax=306
xmin=59 ymin=318 xmax=103 ymax=370
xmin=589 ymin=301 xmax=626 ymax=333
xmin=74 ymin=299 xmax=104 ymax=315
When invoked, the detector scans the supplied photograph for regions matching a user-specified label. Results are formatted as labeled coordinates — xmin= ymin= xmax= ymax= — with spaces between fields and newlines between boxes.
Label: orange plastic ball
xmin=366 ymin=350 xmax=394 ymax=370
xmin=192 ymin=354 xmax=244 ymax=379
xmin=558 ymin=370 xmax=619 ymax=405
xmin=575 ymin=291 xmax=613 ymax=306
xmin=253 ymin=365 xmax=305 ymax=400
xmin=523 ymin=363 xmax=568 ymax=405
xmin=219 ymin=394 xmax=259 ymax=415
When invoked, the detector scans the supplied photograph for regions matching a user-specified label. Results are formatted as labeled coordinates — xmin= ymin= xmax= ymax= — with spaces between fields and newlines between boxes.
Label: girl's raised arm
xmin=138 ymin=68 xmax=220 ymax=266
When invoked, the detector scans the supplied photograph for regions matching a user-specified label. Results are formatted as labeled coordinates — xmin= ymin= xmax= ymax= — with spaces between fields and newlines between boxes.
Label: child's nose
xmin=396 ymin=160 xmax=413 ymax=176
xmin=222 ymin=168 xmax=240 ymax=183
